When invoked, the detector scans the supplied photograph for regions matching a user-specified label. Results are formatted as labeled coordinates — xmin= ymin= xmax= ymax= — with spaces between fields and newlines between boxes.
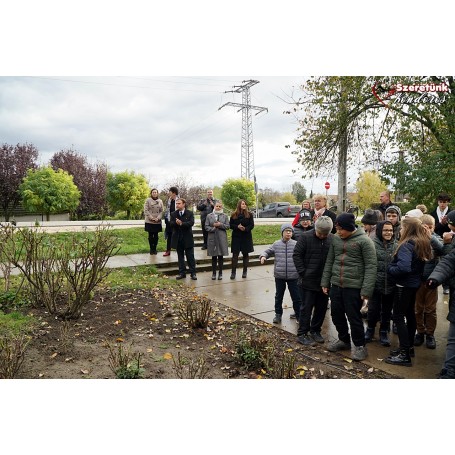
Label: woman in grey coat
xmin=205 ymin=201 xmax=230 ymax=280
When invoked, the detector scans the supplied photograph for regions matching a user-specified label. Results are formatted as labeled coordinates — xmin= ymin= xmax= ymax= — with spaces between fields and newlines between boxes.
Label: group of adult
xmin=144 ymin=188 xmax=254 ymax=281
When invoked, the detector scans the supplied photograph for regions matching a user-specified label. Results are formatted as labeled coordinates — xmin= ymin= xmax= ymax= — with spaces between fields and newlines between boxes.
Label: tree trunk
xmin=337 ymin=119 xmax=348 ymax=215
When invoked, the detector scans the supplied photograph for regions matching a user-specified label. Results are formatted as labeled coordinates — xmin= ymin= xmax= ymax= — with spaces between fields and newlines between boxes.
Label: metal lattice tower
xmin=218 ymin=80 xmax=267 ymax=180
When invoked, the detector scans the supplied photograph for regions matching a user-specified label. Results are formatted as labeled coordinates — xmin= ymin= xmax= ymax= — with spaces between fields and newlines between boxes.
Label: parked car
xmin=258 ymin=202 xmax=300 ymax=218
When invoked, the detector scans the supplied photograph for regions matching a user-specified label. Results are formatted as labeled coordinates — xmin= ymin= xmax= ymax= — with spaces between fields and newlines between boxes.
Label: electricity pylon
xmin=218 ymin=80 xmax=267 ymax=180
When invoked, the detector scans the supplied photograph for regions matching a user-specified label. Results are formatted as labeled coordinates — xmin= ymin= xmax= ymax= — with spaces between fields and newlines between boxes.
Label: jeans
xmin=329 ymin=285 xmax=365 ymax=347
xmin=274 ymin=278 xmax=302 ymax=317
xmin=367 ymin=289 xmax=394 ymax=332
xmin=297 ymin=288 xmax=329 ymax=336
xmin=392 ymin=286 xmax=418 ymax=349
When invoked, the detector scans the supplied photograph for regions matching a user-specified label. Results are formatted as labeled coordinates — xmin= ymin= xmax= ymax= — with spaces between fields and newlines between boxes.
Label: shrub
xmin=172 ymin=352 xmax=209 ymax=379
xmin=177 ymin=295 xmax=212 ymax=329
xmin=107 ymin=341 xmax=144 ymax=379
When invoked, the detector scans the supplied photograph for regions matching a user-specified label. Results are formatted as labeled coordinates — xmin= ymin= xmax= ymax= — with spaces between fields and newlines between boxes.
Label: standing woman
xmin=144 ymin=188 xmax=164 ymax=255
xmin=230 ymin=199 xmax=255 ymax=279
xmin=205 ymin=201 xmax=230 ymax=280
xmin=386 ymin=217 xmax=432 ymax=366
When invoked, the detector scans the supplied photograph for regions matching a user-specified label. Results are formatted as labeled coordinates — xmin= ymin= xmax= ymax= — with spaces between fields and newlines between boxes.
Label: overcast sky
xmin=0 ymin=75 xmax=342 ymax=195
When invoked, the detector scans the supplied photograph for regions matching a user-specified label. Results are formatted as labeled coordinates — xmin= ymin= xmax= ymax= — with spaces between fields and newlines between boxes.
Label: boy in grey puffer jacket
xmin=260 ymin=223 xmax=302 ymax=324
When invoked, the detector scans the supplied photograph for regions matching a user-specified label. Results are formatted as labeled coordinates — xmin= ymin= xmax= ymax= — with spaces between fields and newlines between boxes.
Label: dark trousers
xmin=274 ymin=278 xmax=302 ymax=317
xmin=297 ymin=288 xmax=329 ymax=336
xmin=177 ymin=238 xmax=196 ymax=275
xmin=202 ymin=224 xmax=208 ymax=247
xmin=211 ymin=256 xmax=224 ymax=273
xmin=392 ymin=286 xmax=418 ymax=349
xmin=329 ymin=285 xmax=365 ymax=347
xmin=367 ymin=289 xmax=394 ymax=332
xmin=165 ymin=221 xmax=172 ymax=252
xmin=148 ymin=232 xmax=159 ymax=252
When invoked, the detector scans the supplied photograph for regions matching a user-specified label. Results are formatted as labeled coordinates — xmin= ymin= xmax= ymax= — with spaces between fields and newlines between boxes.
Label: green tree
xmin=107 ymin=171 xmax=150 ymax=219
xmin=19 ymin=167 xmax=80 ymax=221
xmin=291 ymin=181 xmax=307 ymax=203
xmin=354 ymin=170 xmax=388 ymax=211
xmin=220 ymin=178 xmax=256 ymax=211
xmin=280 ymin=192 xmax=297 ymax=204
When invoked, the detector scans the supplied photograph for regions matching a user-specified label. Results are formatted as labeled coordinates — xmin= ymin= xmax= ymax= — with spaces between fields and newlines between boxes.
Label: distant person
xmin=311 ymin=194 xmax=336 ymax=233
xmin=197 ymin=189 xmax=218 ymax=250
xmin=321 ymin=213 xmax=377 ymax=361
xmin=144 ymin=188 xmax=164 ymax=255
xmin=361 ymin=208 xmax=380 ymax=240
xmin=163 ymin=186 xmax=178 ymax=256
xmin=431 ymin=193 xmax=452 ymax=237
xmin=170 ymin=198 xmax=197 ymax=280
xmin=229 ymin=199 xmax=254 ymax=279
xmin=292 ymin=210 xmax=314 ymax=241
xmin=386 ymin=217 xmax=432 ymax=367
xmin=378 ymin=190 xmax=394 ymax=218
xmin=292 ymin=199 xmax=313 ymax=227
xmin=385 ymin=205 xmax=402 ymax=240
xmin=205 ymin=201 xmax=230 ymax=280
xmin=260 ymin=223 xmax=302 ymax=324
xmin=293 ymin=216 xmax=334 ymax=345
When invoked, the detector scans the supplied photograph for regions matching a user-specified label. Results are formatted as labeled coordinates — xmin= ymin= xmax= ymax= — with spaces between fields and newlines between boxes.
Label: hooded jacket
xmin=385 ymin=205 xmax=402 ymax=240
xmin=321 ymin=227 xmax=377 ymax=297
xmin=373 ymin=221 xmax=398 ymax=294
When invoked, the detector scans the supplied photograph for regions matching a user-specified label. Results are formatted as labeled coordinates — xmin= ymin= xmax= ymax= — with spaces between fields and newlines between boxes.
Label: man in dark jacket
xmin=427 ymin=247 xmax=455 ymax=379
xmin=430 ymin=192 xmax=452 ymax=237
xmin=197 ymin=189 xmax=218 ymax=250
xmin=293 ymin=216 xmax=333 ymax=346
xmin=171 ymin=198 xmax=197 ymax=280
xmin=378 ymin=190 xmax=394 ymax=218
xmin=321 ymin=213 xmax=377 ymax=361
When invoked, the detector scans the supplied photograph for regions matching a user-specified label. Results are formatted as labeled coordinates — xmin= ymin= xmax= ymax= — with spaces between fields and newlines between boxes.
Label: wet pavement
xmin=121 ymin=245 xmax=449 ymax=379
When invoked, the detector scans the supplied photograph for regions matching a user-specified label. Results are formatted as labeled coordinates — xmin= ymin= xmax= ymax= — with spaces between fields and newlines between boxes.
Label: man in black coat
xmin=170 ymin=198 xmax=197 ymax=280
xmin=292 ymin=216 xmax=334 ymax=346
xmin=431 ymin=192 xmax=452 ymax=237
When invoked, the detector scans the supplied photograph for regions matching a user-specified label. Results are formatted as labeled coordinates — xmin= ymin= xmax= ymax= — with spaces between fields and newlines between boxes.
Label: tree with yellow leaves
xmin=354 ymin=170 xmax=389 ymax=211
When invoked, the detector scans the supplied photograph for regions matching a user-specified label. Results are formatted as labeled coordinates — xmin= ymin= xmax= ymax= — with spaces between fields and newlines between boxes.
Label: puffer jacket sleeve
xmin=360 ymin=237 xmax=378 ymax=298
xmin=388 ymin=242 xmax=413 ymax=277
xmin=321 ymin=241 xmax=335 ymax=288
xmin=259 ymin=244 xmax=276 ymax=260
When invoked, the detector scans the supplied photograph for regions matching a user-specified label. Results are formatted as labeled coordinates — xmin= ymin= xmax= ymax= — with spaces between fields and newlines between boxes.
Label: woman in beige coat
xmin=144 ymin=189 xmax=164 ymax=255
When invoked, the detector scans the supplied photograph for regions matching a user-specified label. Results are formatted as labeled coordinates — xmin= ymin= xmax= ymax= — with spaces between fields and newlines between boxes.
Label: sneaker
xmin=443 ymin=287 xmax=450 ymax=295
xmin=297 ymin=334 xmax=316 ymax=346
xmin=327 ymin=339 xmax=351 ymax=352
xmin=426 ymin=335 xmax=436 ymax=349
xmin=352 ymin=345 xmax=368 ymax=361
xmin=290 ymin=313 xmax=297 ymax=319
xmin=414 ymin=332 xmax=425 ymax=346
xmin=272 ymin=314 xmax=282 ymax=324
xmin=310 ymin=331 xmax=324 ymax=344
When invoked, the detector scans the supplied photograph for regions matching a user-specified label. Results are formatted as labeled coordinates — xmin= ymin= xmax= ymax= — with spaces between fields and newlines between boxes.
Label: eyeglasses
xmin=382 ymin=229 xmax=394 ymax=233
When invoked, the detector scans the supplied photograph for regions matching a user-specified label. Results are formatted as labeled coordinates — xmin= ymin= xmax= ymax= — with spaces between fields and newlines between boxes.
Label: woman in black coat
xmin=229 ymin=199 xmax=254 ymax=279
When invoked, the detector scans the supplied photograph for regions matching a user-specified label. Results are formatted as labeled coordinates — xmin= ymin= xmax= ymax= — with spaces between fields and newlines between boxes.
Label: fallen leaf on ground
xmin=163 ymin=353 xmax=173 ymax=360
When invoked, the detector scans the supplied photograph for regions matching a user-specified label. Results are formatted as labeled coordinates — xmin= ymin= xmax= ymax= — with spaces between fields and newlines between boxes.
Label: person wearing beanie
xmin=260 ymin=223 xmax=302 ymax=324
xmin=321 ymin=212 xmax=377 ymax=361
xmin=361 ymin=209 xmax=379 ymax=240
xmin=292 ymin=200 xmax=312 ymax=227
xmin=292 ymin=210 xmax=314 ymax=242
xmin=293 ymin=216 xmax=334 ymax=345
xmin=385 ymin=205 xmax=402 ymax=240
xmin=405 ymin=208 xmax=424 ymax=218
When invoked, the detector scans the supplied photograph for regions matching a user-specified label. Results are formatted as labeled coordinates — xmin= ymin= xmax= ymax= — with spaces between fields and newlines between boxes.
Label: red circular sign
xmin=324 ymin=182 xmax=330 ymax=190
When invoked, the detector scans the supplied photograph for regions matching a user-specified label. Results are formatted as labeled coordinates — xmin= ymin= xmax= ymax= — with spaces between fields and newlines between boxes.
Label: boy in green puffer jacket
xmin=321 ymin=213 xmax=377 ymax=361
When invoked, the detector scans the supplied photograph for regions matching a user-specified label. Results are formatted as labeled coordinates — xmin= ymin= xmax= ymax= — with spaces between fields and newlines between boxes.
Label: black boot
xmin=379 ymin=330 xmax=391 ymax=347
xmin=231 ymin=254 xmax=238 ymax=280
xmin=365 ymin=327 xmax=375 ymax=343
xmin=385 ymin=348 xmax=412 ymax=367
xmin=242 ymin=254 xmax=249 ymax=278
xmin=389 ymin=346 xmax=415 ymax=358
xmin=218 ymin=256 xmax=223 ymax=280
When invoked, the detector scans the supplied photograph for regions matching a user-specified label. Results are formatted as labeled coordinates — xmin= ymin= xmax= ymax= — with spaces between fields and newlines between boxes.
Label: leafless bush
xmin=106 ymin=341 xmax=143 ymax=379
xmin=270 ymin=351 xmax=297 ymax=379
xmin=0 ymin=223 xmax=15 ymax=292
xmin=177 ymin=295 xmax=212 ymax=329
xmin=172 ymin=351 xmax=210 ymax=379
xmin=0 ymin=335 xmax=30 ymax=379
xmin=58 ymin=320 xmax=73 ymax=353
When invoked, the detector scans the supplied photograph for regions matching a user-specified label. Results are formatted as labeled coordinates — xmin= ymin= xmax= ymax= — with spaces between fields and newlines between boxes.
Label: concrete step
xmin=155 ymin=253 xmax=274 ymax=276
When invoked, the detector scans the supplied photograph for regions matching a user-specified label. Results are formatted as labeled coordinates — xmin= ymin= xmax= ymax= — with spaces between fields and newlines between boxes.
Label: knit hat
xmin=447 ymin=210 xmax=455 ymax=225
xmin=361 ymin=209 xmax=379 ymax=225
xmin=335 ymin=212 xmax=357 ymax=232
xmin=385 ymin=205 xmax=402 ymax=221
xmin=315 ymin=216 xmax=333 ymax=235
xmin=281 ymin=223 xmax=294 ymax=234
xmin=299 ymin=210 xmax=312 ymax=221
xmin=405 ymin=208 xmax=424 ymax=218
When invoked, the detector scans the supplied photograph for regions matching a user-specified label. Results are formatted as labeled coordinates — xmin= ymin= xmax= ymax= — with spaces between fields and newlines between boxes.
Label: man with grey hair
xmin=293 ymin=216 xmax=334 ymax=345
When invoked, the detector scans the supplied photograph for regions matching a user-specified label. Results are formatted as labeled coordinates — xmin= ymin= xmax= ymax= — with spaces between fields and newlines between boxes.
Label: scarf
xmin=436 ymin=206 xmax=448 ymax=222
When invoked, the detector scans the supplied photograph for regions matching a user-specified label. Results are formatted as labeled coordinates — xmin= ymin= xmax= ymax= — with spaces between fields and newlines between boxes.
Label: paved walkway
xmin=108 ymin=246 xmax=449 ymax=379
